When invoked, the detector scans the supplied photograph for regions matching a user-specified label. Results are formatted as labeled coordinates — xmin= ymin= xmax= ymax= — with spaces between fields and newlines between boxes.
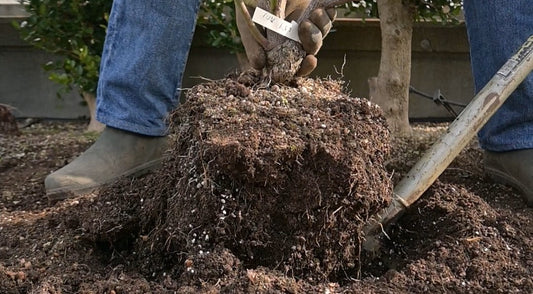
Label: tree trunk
xmin=82 ymin=92 xmax=105 ymax=133
xmin=369 ymin=0 xmax=413 ymax=136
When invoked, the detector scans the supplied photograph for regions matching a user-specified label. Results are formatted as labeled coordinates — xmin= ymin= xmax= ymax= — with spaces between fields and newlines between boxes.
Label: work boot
xmin=484 ymin=149 xmax=533 ymax=207
xmin=45 ymin=127 xmax=168 ymax=201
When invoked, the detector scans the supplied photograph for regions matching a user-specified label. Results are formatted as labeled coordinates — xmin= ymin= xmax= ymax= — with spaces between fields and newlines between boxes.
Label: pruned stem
xmin=235 ymin=0 xmax=270 ymax=49
xmin=238 ymin=0 xmax=356 ymax=83
xmin=238 ymin=0 xmax=355 ymax=50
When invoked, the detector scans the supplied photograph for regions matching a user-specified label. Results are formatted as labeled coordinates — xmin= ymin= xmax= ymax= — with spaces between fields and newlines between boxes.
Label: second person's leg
xmin=464 ymin=0 xmax=533 ymax=205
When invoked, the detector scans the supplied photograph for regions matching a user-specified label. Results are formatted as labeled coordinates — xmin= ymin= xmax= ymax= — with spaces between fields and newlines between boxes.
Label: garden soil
xmin=0 ymin=75 xmax=531 ymax=293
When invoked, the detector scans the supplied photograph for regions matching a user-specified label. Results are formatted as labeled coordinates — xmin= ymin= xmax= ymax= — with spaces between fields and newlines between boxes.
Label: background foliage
xmin=14 ymin=0 xmax=463 ymax=97
xmin=342 ymin=0 xmax=463 ymax=23
xmin=197 ymin=0 xmax=243 ymax=54
xmin=14 ymin=0 xmax=111 ymax=97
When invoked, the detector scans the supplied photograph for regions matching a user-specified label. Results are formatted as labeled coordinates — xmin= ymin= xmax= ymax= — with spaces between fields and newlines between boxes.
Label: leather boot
xmin=484 ymin=149 xmax=533 ymax=207
xmin=45 ymin=127 xmax=167 ymax=201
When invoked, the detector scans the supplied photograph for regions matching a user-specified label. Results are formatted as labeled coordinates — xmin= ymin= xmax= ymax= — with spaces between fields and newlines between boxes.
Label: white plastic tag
xmin=252 ymin=7 xmax=301 ymax=43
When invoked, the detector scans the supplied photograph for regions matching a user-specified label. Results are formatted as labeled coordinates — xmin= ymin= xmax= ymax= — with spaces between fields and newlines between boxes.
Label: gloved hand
xmin=236 ymin=1 xmax=336 ymax=76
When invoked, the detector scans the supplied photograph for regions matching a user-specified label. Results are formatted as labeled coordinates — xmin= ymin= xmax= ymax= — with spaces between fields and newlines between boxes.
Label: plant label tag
xmin=252 ymin=7 xmax=301 ymax=43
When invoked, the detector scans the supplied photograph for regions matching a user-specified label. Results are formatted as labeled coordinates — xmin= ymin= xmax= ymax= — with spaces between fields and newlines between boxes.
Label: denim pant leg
xmin=96 ymin=0 xmax=201 ymax=136
xmin=464 ymin=0 xmax=533 ymax=152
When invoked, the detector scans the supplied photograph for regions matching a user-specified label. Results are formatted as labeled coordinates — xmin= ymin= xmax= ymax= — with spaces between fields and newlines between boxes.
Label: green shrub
xmin=198 ymin=0 xmax=243 ymax=54
xmin=13 ymin=0 xmax=112 ymax=97
xmin=14 ymin=0 xmax=242 ymax=97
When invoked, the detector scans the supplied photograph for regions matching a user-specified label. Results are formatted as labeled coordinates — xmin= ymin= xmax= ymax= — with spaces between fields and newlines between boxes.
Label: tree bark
xmin=82 ymin=92 xmax=105 ymax=133
xmin=369 ymin=0 xmax=413 ymax=136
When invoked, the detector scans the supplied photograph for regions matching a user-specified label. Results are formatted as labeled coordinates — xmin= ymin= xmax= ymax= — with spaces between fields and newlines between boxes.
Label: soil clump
xmin=81 ymin=73 xmax=393 ymax=284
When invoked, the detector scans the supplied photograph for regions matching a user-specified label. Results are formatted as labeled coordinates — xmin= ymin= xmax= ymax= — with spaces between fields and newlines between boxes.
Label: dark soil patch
xmin=0 ymin=76 xmax=531 ymax=293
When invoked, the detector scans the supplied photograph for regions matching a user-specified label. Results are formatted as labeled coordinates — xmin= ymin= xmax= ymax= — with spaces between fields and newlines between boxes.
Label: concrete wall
xmin=314 ymin=19 xmax=473 ymax=120
xmin=1 ymin=2 xmax=474 ymax=120
xmin=1 ymin=1 xmax=90 ymax=119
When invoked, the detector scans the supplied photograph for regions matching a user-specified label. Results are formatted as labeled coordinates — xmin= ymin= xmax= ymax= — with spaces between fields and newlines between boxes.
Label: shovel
xmin=363 ymin=34 xmax=533 ymax=248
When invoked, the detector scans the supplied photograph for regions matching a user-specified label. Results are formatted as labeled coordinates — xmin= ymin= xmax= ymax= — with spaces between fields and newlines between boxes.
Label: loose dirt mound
xmin=1 ymin=93 xmax=531 ymax=293
xmin=81 ymin=74 xmax=392 ymax=283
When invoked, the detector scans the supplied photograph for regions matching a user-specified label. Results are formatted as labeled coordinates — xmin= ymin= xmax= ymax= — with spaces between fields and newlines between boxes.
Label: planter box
xmin=1 ymin=9 xmax=473 ymax=120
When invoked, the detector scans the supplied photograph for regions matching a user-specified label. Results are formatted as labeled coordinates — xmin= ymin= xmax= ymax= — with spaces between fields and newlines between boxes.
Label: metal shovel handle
xmin=364 ymin=34 xmax=533 ymax=238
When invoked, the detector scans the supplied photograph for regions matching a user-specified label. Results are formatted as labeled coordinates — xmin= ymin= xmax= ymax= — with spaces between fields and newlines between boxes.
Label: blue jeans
xmin=96 ymin=0 xmax=201 ymax=136
xmin=464 ymin=0 xmax=533 ymax=152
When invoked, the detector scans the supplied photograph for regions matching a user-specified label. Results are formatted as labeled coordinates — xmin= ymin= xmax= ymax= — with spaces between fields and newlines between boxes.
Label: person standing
xmin=463 ymin=0 xmax=533 ymax=206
